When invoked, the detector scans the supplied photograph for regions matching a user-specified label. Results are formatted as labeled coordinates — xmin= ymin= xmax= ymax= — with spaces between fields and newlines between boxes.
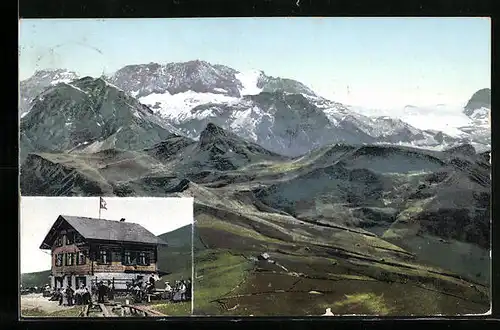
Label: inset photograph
xmin=20 ymin=196 xmax=194 ymax=318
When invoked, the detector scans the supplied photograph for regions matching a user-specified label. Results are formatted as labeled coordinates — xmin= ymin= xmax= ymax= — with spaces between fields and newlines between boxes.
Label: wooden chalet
xmin=40 ymin=215 xmax=168 ymax=291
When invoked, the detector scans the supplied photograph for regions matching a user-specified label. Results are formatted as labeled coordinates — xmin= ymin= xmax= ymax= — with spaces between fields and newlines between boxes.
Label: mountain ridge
xmin=20 ymin=63 xmax=490 ymax=156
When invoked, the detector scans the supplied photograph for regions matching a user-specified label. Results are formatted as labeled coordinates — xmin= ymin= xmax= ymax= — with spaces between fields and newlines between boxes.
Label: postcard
xmin=19 ymin=17 xmax=491 ymax=317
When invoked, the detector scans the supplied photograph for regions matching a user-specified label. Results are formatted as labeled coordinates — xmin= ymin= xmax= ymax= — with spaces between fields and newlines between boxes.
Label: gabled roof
xmin=40 ymin=215 xmax=168 ymax=249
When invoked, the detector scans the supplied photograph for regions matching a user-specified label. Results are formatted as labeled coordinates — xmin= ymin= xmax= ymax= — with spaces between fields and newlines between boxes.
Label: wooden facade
xmin=40 ymin=215 xmax=167 ymax=290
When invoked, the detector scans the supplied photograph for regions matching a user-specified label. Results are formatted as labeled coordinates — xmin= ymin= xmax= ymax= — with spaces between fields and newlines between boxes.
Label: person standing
xmin=97 ymin=281 xmax=106 ymax=303
xmin=148 ymin=275 xmax=156 ymax=293
xmin=74 ymin=287 xmax=81 ymax=305
xmin=179 ymin=280 xmax=187 ymax=301
xmin=66 ymin=285 xmax=74 ymax=306
xmin=107 ymin=280 xmax=114 ymax=301
xmin=81 ymin=286 xmax=90 ymax=305
xmin=58 ymin=288 xmax=65 ymax=306
xmin=186 ymin=278 xmax=192 ymax=301
xmin=164 ymin=281 xmax=172 ymax=301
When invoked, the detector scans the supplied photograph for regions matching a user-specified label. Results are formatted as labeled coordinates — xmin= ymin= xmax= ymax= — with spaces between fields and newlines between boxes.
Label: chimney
xmin=120 ymin=218 xmax=126 ymax=222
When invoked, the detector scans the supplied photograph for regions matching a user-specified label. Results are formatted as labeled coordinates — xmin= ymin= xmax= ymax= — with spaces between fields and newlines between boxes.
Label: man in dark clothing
xmin=82 ymin=286 xmax=91 ymax=305
xmin=179 ymin=280 xmax=187 ymax=301
xmin=58 ymin=288 xmax=64 ymax=306
xmin=97 ymin=281 xmax=107 ymax=303
xmin=186 ymin=278 xmax=192 ymax=301
xmin=148 ymin=275 xmax=156 ymax=293
xmin=65 ymin=285 xmax=74 ymax=306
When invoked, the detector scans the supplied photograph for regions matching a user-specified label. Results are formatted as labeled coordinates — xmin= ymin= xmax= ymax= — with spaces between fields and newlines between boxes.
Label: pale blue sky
xmin=19 ymin=18 xmax=490 ymax=108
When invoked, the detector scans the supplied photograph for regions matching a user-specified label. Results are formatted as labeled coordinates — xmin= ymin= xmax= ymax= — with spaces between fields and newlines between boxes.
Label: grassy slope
xmin=20 ymin=142 xmax=490 ymax=316
xmin=192 ymin=232 xmax=489 ymax=316
xmin=21 ymin=270 xmax=51 ymax=288
xmin=184 ymin=165 xmax=490 ymax=316
xmin=150 ymin=224 xmax=201 ymax=292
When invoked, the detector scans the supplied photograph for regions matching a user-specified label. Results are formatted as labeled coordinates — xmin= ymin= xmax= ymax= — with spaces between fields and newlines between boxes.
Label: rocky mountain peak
xmin=464 ymin=88 xmax=491 ymax=116
xmin=198 ymin=123 xmax=228 ymax=147
xmin=109 ymin=59 xmax=242 ymax=98
xmin=444 ymin=143 xmax=477 ymax=156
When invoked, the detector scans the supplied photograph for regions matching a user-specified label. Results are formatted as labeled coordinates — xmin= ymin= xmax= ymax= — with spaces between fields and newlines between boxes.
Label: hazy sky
xmin=20 ymin=197 xmax=193 ymax=273
xmin=19 ymin=17 xmax=490 ymax=108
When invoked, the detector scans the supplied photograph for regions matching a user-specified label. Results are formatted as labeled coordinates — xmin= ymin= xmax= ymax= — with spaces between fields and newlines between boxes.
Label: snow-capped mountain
xmin=107 ymin=60 xmax=317 ymax=100
xmin=347 ymin=89 xmax=490 ymax=152
xmin=105 ymin=60 xmax=466 ymax=156
xmin=19 ymin=69 xmax=79 ymax=117
xmin=19 ymin=61 xmax=485 ymax=157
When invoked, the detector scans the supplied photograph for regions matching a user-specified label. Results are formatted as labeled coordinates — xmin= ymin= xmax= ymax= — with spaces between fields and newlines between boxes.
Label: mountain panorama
xmin=20 ymin=60 xmax=490 ymax=157
xmin=19 ymin=60 xmax=491 ymax=316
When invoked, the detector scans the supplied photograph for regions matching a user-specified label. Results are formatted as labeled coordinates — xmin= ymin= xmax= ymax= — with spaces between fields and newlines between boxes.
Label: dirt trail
xmin=21 ymin=293 xmax=74 ymax=313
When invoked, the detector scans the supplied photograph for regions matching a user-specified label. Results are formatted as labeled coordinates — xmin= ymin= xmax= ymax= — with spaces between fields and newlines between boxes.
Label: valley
xmin=19 ymin=64 xmax=491 ymax=316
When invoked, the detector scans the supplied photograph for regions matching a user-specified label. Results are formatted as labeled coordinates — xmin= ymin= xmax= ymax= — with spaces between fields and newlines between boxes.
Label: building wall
xmin=48 ymin=227 xmax=160 ymax=282
xmin=89 ymin=242 xmax=158 ymax=274
xmin=51 ymin=275 xmax=92 ymax=291
xmin=92 ymin=261 xmax=157 ymax=273
xmin=51 ymin=244 xmax=91 ymax=276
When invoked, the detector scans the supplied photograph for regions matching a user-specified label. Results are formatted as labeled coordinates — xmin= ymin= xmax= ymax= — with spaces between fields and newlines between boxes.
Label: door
xmin=55 ymin=277 xmax=63 ymax=289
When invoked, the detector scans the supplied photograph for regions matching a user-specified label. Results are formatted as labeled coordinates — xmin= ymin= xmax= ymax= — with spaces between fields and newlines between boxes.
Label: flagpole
xmin=99 ymin=197 xmax=102 ymax=219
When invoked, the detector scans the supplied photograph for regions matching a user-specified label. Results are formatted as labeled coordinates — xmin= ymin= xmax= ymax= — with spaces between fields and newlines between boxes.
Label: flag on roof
xmin=100 ymin=197 xmax=107 ymax=210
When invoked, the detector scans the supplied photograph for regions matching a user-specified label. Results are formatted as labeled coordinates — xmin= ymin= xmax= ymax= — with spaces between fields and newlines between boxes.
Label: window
xmin=99 ymin=250 xmax=110 ymax=264
xmin=65 ymin=232 xmax=74 ymax=245
xmin=55 ymin=254 xmax=63 ymax=267
xmin=55 ymin=236 xmax=63 ymax=247
xmin=123 ymin=251 xmax=132 ymax=265
xmin=76 ymin=251 xmax=87 ymax=265
xmin=138 ymin=252 xmax=149 ymax=266
xmin=65 ymin=253 xmax=74 ymax=266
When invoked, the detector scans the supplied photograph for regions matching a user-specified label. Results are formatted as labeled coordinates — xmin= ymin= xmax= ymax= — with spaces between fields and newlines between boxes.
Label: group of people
xmin=163 ymin=279 xmax=192 ymax=302
xmin=126 ymin=276 xmax=191 ymax=303
xmin=44 ymin=274 xmax=192 ymax=306
xmin=127 ymin=275 xmax=153 ymax=301
xmin=50 ymin=280 xmax=115 ymax=305
xmin=95 ymin=280 xmax=115 ymax=303
xmin=50 ymin=284 xmax=91 ymax=306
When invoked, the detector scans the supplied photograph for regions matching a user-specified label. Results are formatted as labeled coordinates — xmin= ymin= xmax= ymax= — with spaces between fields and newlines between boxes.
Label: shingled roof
xmin=40 ymin=215 xmax=168 ymax=249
